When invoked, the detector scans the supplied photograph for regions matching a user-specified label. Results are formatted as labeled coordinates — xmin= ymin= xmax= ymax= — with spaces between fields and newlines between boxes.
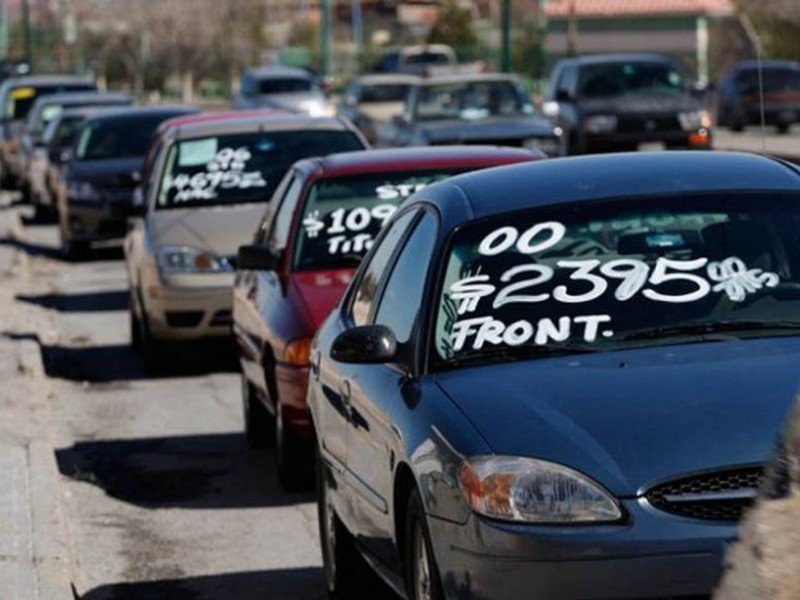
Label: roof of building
xmin=545 ymin=0 xmax=735 ymax=18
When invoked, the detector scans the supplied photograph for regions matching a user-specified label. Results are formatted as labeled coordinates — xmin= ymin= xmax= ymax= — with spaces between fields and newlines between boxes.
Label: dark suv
xmin=544 ymin=53 xmax=711 ymax=154
xmin=715 ymin=59 xmax=800 ymax=134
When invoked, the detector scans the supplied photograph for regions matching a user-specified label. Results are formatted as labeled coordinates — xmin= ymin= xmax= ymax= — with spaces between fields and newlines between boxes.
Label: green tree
xmin=427 ymin=0 xmax=479 ymax=59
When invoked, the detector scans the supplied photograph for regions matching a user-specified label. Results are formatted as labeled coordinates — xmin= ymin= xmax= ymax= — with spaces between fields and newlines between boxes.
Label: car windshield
xmin=738 ymin=68 xmax=800 ymax=94
xmin=258 ymin=77 xmax=315 ymax=94
xmin=157 ymin=130 xmax=364 ymax=210
xmin=360 ymin=84 xmax=411 ymax=103
xmin=416 ymin=80 xmax=535 ymax=121
xmin=44 ymin=114 xmax=86 ymax=148
xmin=293 ymin=169 xmax=460 ymax=271
xmin=75 ymin=114 xmax=175 ymax=160
xmin=577 ymin=61 xmax=685 ymax=99
xmin=4 ymin=83 xmax=95 ymax=120
xmin=434 ymin=193 xmax=800 ymax=368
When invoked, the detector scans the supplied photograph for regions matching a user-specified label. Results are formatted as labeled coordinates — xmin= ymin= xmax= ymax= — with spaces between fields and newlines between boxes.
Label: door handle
xmin=339 ymin=380 xmax=351 ymax=410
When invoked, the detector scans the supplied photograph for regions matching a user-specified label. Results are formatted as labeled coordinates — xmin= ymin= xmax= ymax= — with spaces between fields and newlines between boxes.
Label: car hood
xmin=288 ymin=270 xmax=355 ymax=331
xmin=69 ymin=157 xmax=143 ymax=187
xmin=434 ymin=339 xmax=800 ymax=496
xmin=579 ymin=93 xmax=701 ymax=115
xmin=417 ymin=116 xmax=557 ymax=143
xmin=358 ymin=102 xmax=405 ymax=122
xmin=248 ymin=92 xmax=331 ymax=113
xmin=151 ymin=203 xmax=267 ymax=259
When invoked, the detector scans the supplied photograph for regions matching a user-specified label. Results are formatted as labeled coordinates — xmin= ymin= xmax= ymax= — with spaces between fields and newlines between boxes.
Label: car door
xmin=234 ymin=172 xmax=304 ymax=403
xmin=343 ymin=208 xmax=439 ymax=566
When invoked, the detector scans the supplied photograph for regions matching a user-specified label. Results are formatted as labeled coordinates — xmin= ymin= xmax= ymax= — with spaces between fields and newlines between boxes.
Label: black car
xmin=376 ymin=73 xmax=564 ymax=156
xmin=544 ymin=53 xmax=712 ymax=154
xmin=715 ymin=59 xmax=800 ymax=134
xmin=56 ymin=105 xmax=198 ymax=259
xmin=309 ymin=151 xmax=800 ymax=599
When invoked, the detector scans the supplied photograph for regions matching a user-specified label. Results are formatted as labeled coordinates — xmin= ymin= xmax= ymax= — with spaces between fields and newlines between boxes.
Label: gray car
xmin=232 ymin=66 xmax=336 ymax=117
xmin=338 ymin=74 xmax=419 ymax=144
xmin=375 ymin=72 xmax=564 ymax=156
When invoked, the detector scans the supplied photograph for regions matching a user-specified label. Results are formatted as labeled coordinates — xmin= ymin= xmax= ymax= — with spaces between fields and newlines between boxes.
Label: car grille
xmin=644 ymin=466 xmax=762 ymax=522
xmin=165 ymin=311 xmax=204 ymax=328
xmin=617 ymin=114 xmax=681 ymax=134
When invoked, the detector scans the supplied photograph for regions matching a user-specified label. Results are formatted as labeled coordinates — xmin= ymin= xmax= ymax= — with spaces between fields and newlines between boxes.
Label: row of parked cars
xmin=3 ymin=65 xmax=800 ymax=599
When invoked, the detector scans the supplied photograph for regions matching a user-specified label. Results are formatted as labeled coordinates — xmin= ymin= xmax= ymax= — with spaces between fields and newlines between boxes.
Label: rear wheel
xmin=405 ymin=488 xmax=444 ymax=600
xmin=275 ymin=399 xmax=313 ymax=491
xmin=242 ymin=373 xmax=274 ymax=448
xmin=776 ymin=122 xmax=791 ymax=135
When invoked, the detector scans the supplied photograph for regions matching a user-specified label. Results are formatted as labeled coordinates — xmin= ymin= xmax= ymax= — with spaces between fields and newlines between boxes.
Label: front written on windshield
xmin=435 ymin=193 xmax=800 ymax=364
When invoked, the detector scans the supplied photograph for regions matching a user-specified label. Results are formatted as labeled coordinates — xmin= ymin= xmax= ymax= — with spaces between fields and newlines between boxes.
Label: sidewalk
xmin=0 ymin=201 xmax=74 ymax=600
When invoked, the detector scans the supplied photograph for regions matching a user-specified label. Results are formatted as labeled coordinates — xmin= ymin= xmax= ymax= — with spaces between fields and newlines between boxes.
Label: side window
xmin=558 ymin=64 xmax=578 ymax=99
xmin=374 ymin=211 xmax=437 ymax=344
xmin=267 ymin=174 xmax=304 ymax=253
xmin=351 ymin=210 xmax=417 ymax=327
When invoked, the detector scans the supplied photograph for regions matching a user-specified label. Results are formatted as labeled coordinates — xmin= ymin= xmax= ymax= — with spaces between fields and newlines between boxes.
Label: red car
xmin=232 ymin=145 xmax=544 ymax=489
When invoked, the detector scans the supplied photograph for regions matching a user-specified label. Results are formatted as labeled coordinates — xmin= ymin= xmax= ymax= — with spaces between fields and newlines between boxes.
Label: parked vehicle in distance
xmin=57 ymin=105 xmax=197 ymax=259
xmin=309 ymin=151 xmax=800 ymax=599
xmin=232 ymin=66 xmax=336 ymax=117
xmin=25 ymin=92 xmax=132 ymax=216
xmin=544 ymin=53 xmax=712 ymax=154
xmin=233 ymin=145 xmax=543 ymax=490
xmin=0 ymin=75 xmax=97 ymax=189
xmin=338 ymin=74 xmax=419 ymax=144
xmin=715 ymin=59 xmax=800 ymax=134
xmin=125 ymin=113 xmax=367 ymax=364
xmin=369 ymin=44 xmax=457 ymax=76
xmin=376 ymin=72 xmax=563 ymax=156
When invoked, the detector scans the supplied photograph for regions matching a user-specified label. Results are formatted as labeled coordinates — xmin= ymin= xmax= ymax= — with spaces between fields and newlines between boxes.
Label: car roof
xmin=82 ymin=105 xmax=196 ymax=125
xmin=351 ymin=74 xmax=421 ymax=86
xmin=29 ymin=91 xmax=130 ymax=110
xmin=167 ymin=114 xmax=357 ymax=140
xmin=0 ymin=74 xmax=94 ymax=90
xmin=293 ymin=146 xmax=543 ymax=179
xmin=158 ymin=108 xmax=285 ymax=132
xmin=418 ymin=72 xmax=521 ymax=86
xmin=59 ymin=105 xmax=122 ymax=119
xmin=726 ymin=59 xmax=800 ymax=73
xmin=558 ymin=53 xmax=677 ymax=67
xmin=242 ymin=66 xmax=314 ymax=80
xmin=415 ymin=152 xmax=800 ymax=222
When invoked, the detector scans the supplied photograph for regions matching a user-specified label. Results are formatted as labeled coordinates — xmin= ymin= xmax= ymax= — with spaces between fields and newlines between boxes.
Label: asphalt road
xmin=14 ymin=217 xmax=396 ymax=599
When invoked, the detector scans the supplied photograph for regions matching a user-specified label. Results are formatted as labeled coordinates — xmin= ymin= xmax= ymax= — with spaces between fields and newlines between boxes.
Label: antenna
xmin=739 ymin=14 xmax=767 ymax=155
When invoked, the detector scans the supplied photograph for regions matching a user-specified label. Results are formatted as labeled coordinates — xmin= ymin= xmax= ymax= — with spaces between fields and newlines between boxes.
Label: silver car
xmin=231 ymin=66 xmax=336 ymax=117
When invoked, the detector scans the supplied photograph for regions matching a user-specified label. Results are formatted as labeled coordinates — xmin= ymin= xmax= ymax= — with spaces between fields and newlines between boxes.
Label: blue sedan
xmin=308 ymin=151 xmax=800 ymax=599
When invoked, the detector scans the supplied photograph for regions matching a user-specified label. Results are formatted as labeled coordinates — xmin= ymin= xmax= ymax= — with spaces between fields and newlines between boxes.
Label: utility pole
xmin=566 ymin=0 xmax=577 ymax=57
xmin=321 ymin=0 xmax=331 ymax=77
xmin=500 ymin=0 xmax=511 ymax=72
xmin=22 ymin=0 xmax=32 ymax=69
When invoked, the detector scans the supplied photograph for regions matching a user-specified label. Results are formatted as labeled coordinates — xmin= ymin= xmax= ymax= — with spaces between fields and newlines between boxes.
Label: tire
xmin=317 ymin=448 xmax=367 ymax=599
xmin=242 ymin=373 xmax=274 ymax=448
xmin=131 ymin=298 xmax=163 ymax=372
xmin=275 ymin=399 xmax=313 ymax=491
xmin=404 ymin=488 xmax=445 ymax=600
xmin=776 ymin=122 xmax=790 ymax=135
xmin=61 ymin=237 xmax=89 ymax=261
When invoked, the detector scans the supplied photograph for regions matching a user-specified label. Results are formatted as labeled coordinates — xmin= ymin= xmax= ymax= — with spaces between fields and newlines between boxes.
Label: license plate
xmin=638 ymin=141 xmax=666 ymax=152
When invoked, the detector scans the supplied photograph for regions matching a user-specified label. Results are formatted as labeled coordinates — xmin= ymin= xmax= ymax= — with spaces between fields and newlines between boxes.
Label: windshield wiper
xmin=444 ymin=342 xmax=601 ymax=368
xmin=621 ymin=320 xmax=800 ymax=342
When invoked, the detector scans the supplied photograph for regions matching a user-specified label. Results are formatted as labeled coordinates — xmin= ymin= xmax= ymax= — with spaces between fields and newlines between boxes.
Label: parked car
xmin=369 ymin=44 xmax=458 ymax=76
xmin=56 ymin=105 xmax=197 ymax=258
xmin=25 ymin=92 xmax=132 ymax=215
xmin=232 ymin=66 xmax=336 ymax=117
xmin=233 ymin=145 xmax=543 ymax=490
xmin=715 ymin=59 xmax=800 ymax=134
xmin=124 ymin=113 xmax=367 ymax=364
xmin=375 ymin=72 xmax=563 ymax=156
xmin=309 ymin=151 xmax=800 ymax=599
xmin=543 ymin=53 xmax=712 ymax=154
xmin=338 ymin=74 xmax=419 ymax=144
xmin=0 ymin=74 xmax=97 ymax=189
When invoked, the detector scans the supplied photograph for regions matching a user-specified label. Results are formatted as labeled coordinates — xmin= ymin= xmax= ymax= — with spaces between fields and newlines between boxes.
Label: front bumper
xmin=584 ymin=129 xmax=712 ymax=152
xmin=143 ymin=274 xmax=234 ymax=341
xmin=64 ymin=199 xmax=134 ymax=242
xmin=428 ymin=498 xmax=733 ymax=599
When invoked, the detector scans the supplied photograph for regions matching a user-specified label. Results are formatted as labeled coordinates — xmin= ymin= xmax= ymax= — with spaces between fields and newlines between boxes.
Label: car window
xmin=292 ymin=168 xmax=461 ymax=272
xmin=434 ymin=192 xmax=800 ymax=366
xmin=360 ymin=84 xmax=411 ymax=103
xmin=350 ymin=210 xmax=417 ymax=327
xmin=555 ymin=63 xmax=578 ymax=99
xmin=257 ymin=78 xmax=315 ymax=94
xmin=75 ymin=113 xmax=176 ymax=160
xmin=154 ymin=130 xmax=364 ymax=210
xmin=416 ymin=80 xmax=534 ymax=121
xmin=269 ymin=175 xmax=304 ymax=254
xmin=374 ymin=211 xmax=438 ymax=344
xmin=577 ymin=61 xmax=684 ymax=99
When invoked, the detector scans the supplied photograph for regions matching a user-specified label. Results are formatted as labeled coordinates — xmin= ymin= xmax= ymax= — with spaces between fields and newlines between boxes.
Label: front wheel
xmin=242 ymin=374 xmax=274 ymax=448
xmin=405 ymin=488 xmax=445 ymax=600
xmin=275 ymin=400 xmax=313 ymax=491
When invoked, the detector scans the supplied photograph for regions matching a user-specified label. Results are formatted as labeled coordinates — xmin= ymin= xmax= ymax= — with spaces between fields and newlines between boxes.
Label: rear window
xmin=74 ymin=114 xmax=178 ymax=160
xmin=360 ymin=84 xmax=412 ymax=103
xmin=156 ymin=130 xmax=365 ymax=210
xmin=737 ymin=68 xmax=800 ymax=94
xmin=258 ymin=78 xmax=315 ymax=94
xmin=293 ymin=169 xmax=459 ymax=271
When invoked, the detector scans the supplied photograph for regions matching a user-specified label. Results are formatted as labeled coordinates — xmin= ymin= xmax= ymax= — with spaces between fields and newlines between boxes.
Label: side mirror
xmin=237 ymin=244 xmax=279 ymax=271
xmin=130 ymin=187 xmax=147 ymax=217
xmin=59 ymin=148 xmax=72 ymax=164
xmin=331 ymin=325 xmax=397 ymax=364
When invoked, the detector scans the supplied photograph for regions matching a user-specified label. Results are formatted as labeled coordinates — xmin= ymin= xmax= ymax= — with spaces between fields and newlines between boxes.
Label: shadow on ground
xmin=55 ymin=432 xmax=314 ymax=510
xmin=17 ymin=289 xmax=129 ymax=312
xmin=0 ymin=235 xmax=124 ymax=263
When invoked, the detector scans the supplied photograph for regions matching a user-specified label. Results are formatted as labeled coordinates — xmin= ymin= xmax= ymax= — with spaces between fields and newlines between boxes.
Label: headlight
xmin=678 ymin=110 xmax=712 ymax=131
xmin=458 ymin=456 xmax=622 ymax=523
xmin=583 ymin=115 xmax=618 ymax=134
xmin=67 ymin=180 xmax=102 ymax=201
xmin=304 ymin=101 xmax=337 ymax=118
xmin=157 ymin=245 xmax=233 ymax=274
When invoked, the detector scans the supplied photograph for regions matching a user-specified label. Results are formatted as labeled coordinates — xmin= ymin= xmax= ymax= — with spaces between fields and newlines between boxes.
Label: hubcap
xmin=414 ymin=522 xmax=431 ymax=600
